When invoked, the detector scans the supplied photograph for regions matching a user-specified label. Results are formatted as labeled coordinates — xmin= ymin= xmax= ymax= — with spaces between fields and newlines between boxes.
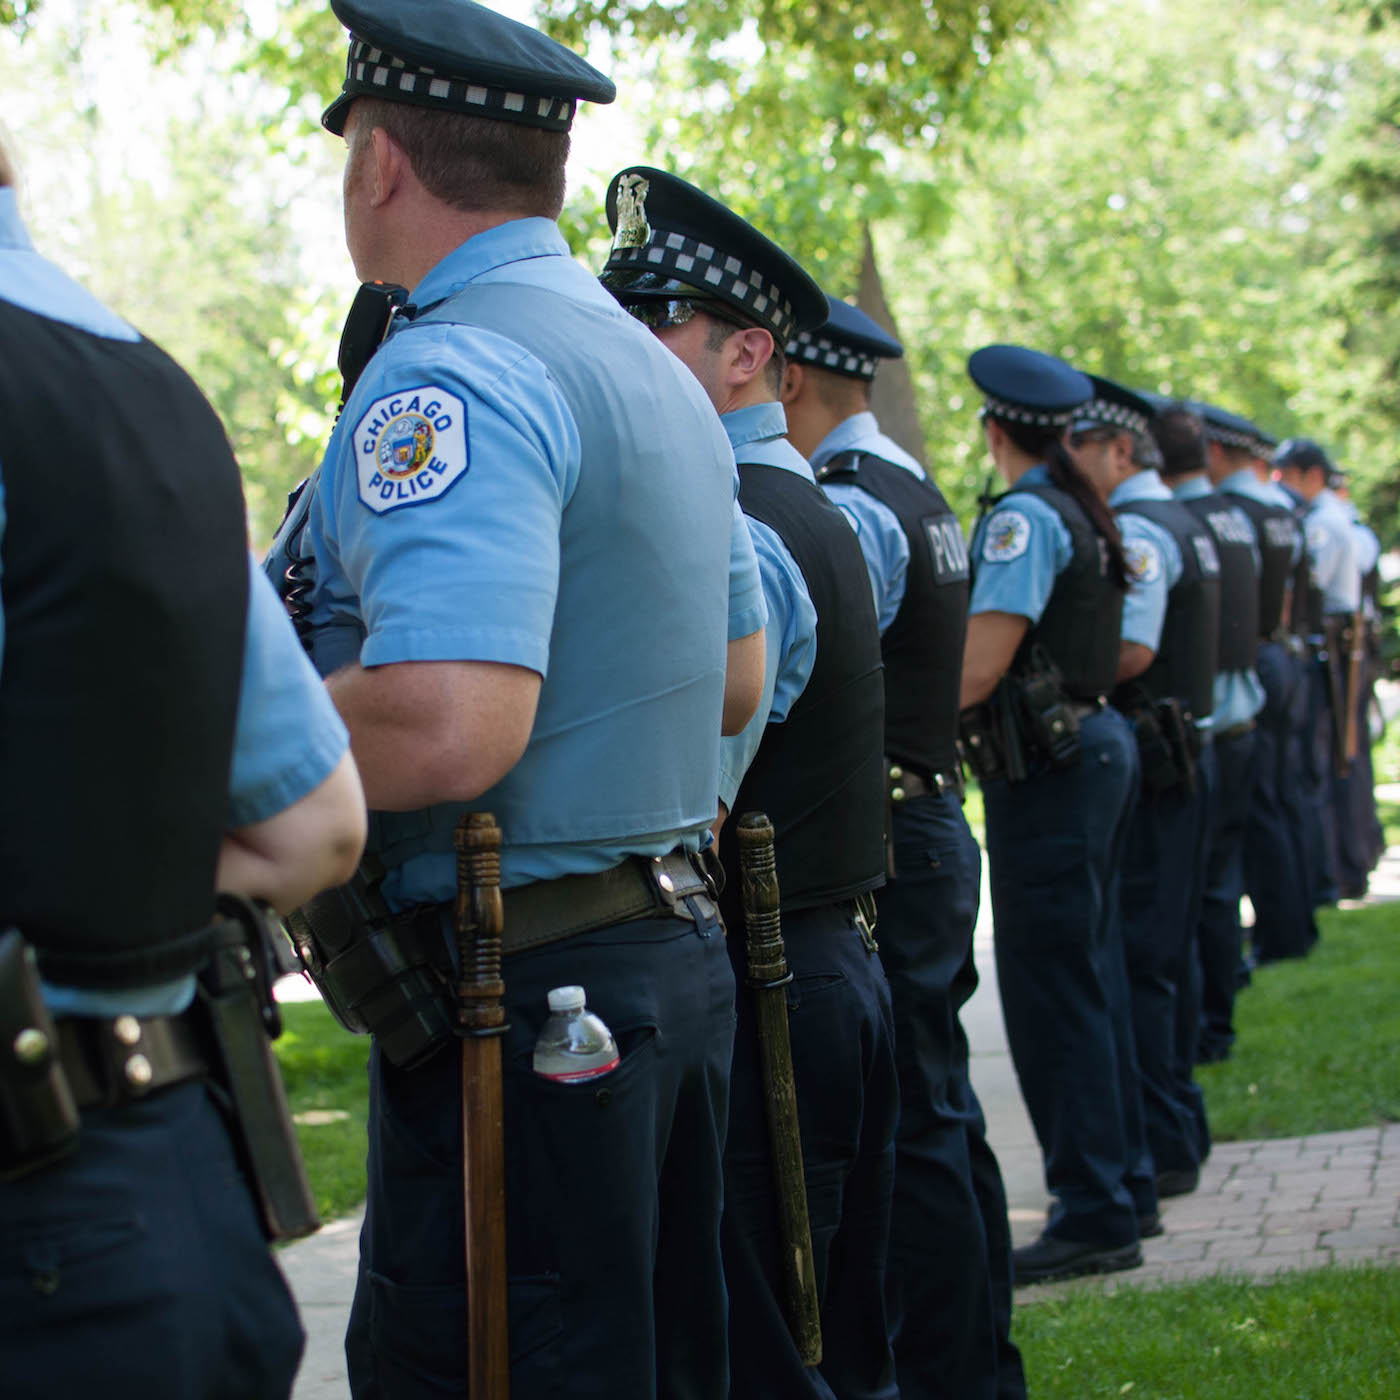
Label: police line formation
xmin=0 ymin=1 xmax=1389 ymax=1397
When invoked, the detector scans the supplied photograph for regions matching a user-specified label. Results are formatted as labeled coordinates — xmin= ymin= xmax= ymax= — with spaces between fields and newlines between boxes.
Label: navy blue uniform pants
xmin=1244 ymin=642 xmax=1316 ymax=961
xmin=723 ymin=901 xmax=899 ymax=1400
xmin=1197 ymin=725 xmax=1258 ymax=1061
xmin=1120 ymin=758 xmax=1211 ymax=1179
xmin=0 ymin=1079 xmax=303 ymax=1400
xmin=346 ymin=908 xmax=735 ymax=1400
xmin=1332 ymin=655 xmax=1385 ymax=895
xmin=985 ymin=704 xmax=1144 ymax=1246
xmin=877 ymin=793 xmax=1025 ymax=1400
xmin=1301 ymin=657 xmax=1340 ymax=907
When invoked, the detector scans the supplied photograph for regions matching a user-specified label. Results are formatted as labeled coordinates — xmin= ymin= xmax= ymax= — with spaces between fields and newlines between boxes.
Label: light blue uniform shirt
xmin=0 ymin=188 xmax=349 ymax=1016
xmin=1170 ymin=474 xmax=1264 ymax=728
xmin=1303 ymin=489 xmax=1362 ymax=614
xmin=968 ymin=464 xmax=1074 ymax=622
xmin=1110 ymin=470 xmax=1181 ymax=653
xmin=811 ymin=412 xmax=915 ymax=635
xmin=718 ymin=402 xmax=819 ymax=809
xmin=269 ymin=218 xmax=764 ymax=901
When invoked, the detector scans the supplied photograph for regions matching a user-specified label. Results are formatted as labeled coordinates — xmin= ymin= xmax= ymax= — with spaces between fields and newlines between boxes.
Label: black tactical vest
xmin=817 ymin=449 xmax=969 ymax=776
xmin=1113 ymin=497 xmax=1221 ymax=720
xmin=0 ymin=301 xmax=247 ymax=986
xmin=1179 ymin=490 xmax=1260 ymax=672
xmin=1223 ymin=490 xmax=1299 ymax=638
xmin=992 ymin=480 xmax=1122 ymax=698
xmin=721 ymin=463 xmax=886 ymax=914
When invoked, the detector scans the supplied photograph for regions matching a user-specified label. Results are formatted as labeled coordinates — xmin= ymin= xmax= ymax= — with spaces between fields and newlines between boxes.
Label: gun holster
xmin=1016 ymin=651 xmax=1082 ymax=770
xmin=283 ymin=860 xmax=455 ymax=1070
xmin=199 ymin=896 xmax=320 ymax=1242
xmin=0 ymin=929 xmax=80 ymax=1181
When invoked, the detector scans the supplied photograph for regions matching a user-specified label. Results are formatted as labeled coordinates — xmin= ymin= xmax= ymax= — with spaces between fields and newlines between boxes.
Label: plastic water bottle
xmin=532 ymin=986 xmax=620 ymax=1083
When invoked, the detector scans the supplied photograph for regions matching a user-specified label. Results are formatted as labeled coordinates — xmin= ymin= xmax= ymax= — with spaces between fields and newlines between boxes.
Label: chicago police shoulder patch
xmin=1125 ymin=539 xmax=1162 ymax=585
xmin=982 ymin=509 xmax=1031 ymax=564
xmin=353 ymin=385 xmax=469 ymax=514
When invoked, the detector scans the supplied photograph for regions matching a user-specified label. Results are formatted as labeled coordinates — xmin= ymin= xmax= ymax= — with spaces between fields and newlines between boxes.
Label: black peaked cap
xmin=1197 ymin=400 xmax=1268 ymax=453
xmin=1074 ymin=374 xmax=1157 ymax=437
xmin=322 ymin=0 xmax=615 ymax=137
xmin=967 ymin=344 xmax=1092 ymax=427
xmin=1274 ymin=437 xmax=1334 ymax=474
xmin=601 ymin=167 xmax=827 ymax=346
xmin=786 ymin=296 xmax=903 ymax=382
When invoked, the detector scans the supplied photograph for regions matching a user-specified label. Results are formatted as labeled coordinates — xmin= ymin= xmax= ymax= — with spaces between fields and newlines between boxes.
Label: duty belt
xmin=500 ymin=850 xmax=717 ymax=955
xmin=887 ymin=762 xmax=965 ymax=803
xmin=1213 ymin=718 xmax=1257 ymax=743
xmin=55 ymin=1010 xmax=207 ymax=1110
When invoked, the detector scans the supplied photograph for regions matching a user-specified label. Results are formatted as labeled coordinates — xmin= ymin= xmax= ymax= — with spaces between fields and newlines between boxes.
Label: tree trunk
xmin=856 ymin=225 xmax=927 ymax=466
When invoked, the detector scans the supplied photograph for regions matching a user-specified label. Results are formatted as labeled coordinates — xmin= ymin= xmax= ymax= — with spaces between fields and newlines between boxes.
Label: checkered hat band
xmin=1078 ymin=398 xmax=1149 ymax=437
xmin=1203 ymin=423 xmax=1257 ymax=451
xmin=981 ymin=392 xmax=1079 ymax=427
xmin=785 ymin=333 xmax=878 ymax=380
xmin=606 ymin=236 xmax=796 ymax=344
xmin=345 ymin=39 xmax=576 ymax=131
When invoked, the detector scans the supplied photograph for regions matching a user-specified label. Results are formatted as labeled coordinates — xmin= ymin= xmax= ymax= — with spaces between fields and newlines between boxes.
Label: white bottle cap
xmin=546 ymin=985 xmax=586 ymax=1012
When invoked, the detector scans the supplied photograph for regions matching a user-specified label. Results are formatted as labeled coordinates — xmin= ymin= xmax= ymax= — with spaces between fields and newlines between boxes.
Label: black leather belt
xmin=500 ymin=850 xmax=716 ymax=956
xmin=1214 ymin=718 xmax=1256 ymax=742
xmin=887 ymin=762 xmax=965 ymax=803
xmin=56 ymin=1010 xmax=207 ymax=1110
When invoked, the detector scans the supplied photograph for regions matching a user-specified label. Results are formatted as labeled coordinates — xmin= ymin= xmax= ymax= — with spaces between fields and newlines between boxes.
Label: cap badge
xmin=611 ymin=173 xmax=651 ymax=253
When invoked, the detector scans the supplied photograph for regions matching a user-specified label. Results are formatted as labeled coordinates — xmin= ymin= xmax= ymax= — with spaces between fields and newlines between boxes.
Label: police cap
xmin=321 ymin=0 xmax=616 ymax=137
xmin=967 ymin=344 xmax=1092 ymax=427
xmin=785 ymin=297 xmax=902 ymax=382
xmin=1197 ymin=400 xmax=1267 ymax=454
xmin=600 ymin=167 xmax=827 ymax=348
xmin=1073 ymin=374 xmax=1156 ymax=438
xmin=1273 ymin=437 xmax=1334 ymax=476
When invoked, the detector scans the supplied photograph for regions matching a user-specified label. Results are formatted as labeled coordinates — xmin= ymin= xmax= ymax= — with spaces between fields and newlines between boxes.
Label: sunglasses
xmin=619 ymin=296 xmax=754 ymax=333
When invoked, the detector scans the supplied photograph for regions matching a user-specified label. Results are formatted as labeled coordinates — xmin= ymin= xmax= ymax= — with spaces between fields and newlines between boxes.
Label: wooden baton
xmin=454 ymin=812 xmax=510 ymax=1399
xmin=736 ymin=811 xmax=823 ymax=1366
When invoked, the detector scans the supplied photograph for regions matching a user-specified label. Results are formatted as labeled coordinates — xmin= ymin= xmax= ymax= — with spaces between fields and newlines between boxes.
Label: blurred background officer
xmin=1333 ymin=472 xmax=1386 ymax=893
xmin=958 ymin=346 xmax=1145 ymax=1286
xmin=266 ymin=7 xmax=767 ymax=1396
xmin=1275 ymin=438 xmax=1361 ymax=911
xmin=602 ymin=167 xmax=898 ymax=1400
xmin=1153 ymin=403 xmax=1262 ymax=1080
xmin=1203 ymin=406 xmax=1315 ymax=962
xmin=784 ymin=299 xmax=1026 ymax=1400
xmin=1071 ymin=378 xmax=1220 ymax=1220
xmin=0 ymin=135 xmax=365 ymax=1399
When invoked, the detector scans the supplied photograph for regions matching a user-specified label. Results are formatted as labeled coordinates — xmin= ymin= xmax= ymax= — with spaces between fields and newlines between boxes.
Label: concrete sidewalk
xmin=279 ymin=848 xmax=1400 ymax=1396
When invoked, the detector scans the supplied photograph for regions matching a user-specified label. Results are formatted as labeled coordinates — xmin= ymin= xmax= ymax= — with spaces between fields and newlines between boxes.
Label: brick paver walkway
xmin=1018 ymin=1126 xmax=1400 ymax=1300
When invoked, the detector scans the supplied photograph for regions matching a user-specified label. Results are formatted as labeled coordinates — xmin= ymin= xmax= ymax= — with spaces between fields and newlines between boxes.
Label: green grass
xmin=274 ymin=1000 xmax=371 ymax=1222
xmin=1016 ymin=1266 xmax=1400 ymax=1398
xmin=1376 ymin=795 xmax=1400 ymax=852
xmin=1199 ymin=902 xmax=1400 ymax=1140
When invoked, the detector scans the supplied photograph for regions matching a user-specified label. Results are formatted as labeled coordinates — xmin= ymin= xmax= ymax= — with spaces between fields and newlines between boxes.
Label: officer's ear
xmin=725 ymin=325 xmax=775 ymax=393
xmin=780 ymin=361 xmax=805 ymax=406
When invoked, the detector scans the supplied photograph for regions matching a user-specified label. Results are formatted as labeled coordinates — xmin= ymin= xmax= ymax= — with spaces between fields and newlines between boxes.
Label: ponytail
xmin=1044 ymin=438 xmax=1130 ymax=591
xmin=992 ymin=414 xmax=1131 ymax=591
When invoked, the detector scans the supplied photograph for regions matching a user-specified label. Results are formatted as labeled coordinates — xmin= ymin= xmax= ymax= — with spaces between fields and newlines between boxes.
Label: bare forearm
xmin=1116 ymin=641 xmax=1155 ymax=684
xmin=326 ymin=658 xmax=539 ymax=810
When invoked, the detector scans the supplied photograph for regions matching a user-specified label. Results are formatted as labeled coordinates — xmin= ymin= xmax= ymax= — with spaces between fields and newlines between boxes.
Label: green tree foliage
xmin=871 ymin=0 xmax=1399 ymax=525
xmin=541 ymin=0 xmax=1066 ymax=285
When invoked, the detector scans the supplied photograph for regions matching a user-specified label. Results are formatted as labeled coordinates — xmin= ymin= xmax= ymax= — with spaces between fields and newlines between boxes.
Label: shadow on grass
xmin=1201 ymin=902 xmax=1400 ymax=1141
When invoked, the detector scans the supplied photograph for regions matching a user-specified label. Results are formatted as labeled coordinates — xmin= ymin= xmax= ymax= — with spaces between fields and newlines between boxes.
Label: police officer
xmin=1152 ymin=403 xmax=1263 ymax=1079
xmin=958 ymin=346 xmax=1146 ymax=1285
xmin=601 ymin=168 xmax=898 ymax=1399
xmin=0 ymin=137 xmax=366 ymax=1398
xmin=266 ymin=7 xmax=768 ymax=1395
xmin=783 ymin=298 xmax=1025 ymax=1400
xmin=1275 ymin=438 xmax=1362 ymax=911
xmin=1204 ymin=405 xmax=1315 ymax=962
xmin=1069 ymin=377 xmax=1222 ymax=1215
